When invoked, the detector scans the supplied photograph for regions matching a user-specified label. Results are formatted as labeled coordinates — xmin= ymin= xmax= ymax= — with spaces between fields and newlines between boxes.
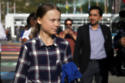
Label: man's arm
xmin=73 ymin=28 xmax=81 ymax=67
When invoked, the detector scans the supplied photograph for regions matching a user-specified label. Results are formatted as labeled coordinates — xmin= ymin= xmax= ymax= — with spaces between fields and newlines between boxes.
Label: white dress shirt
xmin=22 ymin=28 xmax=32 ymax=40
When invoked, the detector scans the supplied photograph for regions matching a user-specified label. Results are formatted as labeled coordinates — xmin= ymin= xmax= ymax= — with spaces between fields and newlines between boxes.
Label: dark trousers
xmin=80 ymin=60 xmax=108 ymax=83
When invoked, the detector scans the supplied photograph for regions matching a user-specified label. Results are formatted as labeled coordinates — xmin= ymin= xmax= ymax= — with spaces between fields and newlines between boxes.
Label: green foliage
xmin=1 ymin=0 xmax=112 ymax=13
xmin=81 ymin=1 xmax=112 ymax=13
xmin=1 ymin=0 xmax=112 ymax=21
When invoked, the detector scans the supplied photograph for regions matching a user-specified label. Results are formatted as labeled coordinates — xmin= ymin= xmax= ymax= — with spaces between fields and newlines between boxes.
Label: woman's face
xmin=37 ymin=9 xmax=61 ymax=35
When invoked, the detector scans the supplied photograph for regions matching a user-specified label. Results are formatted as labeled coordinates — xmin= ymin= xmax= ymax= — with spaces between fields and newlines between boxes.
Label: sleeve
xmin=63 ymin=41 xmax=72 ymax=63
xmin=13 ymin=44 xmax=30 ymax=83
xmin=106 ymin=26 xmax=115 ymax=73
xmin=22 ymin=29 xmax=31 ymax=40
xmin=107 ymin=27 xmax=114 ymax=56
xmin=73 ymin=28 xmax=81 ymax=67
xmin=113 ymin=32 xmax=121 ymax=49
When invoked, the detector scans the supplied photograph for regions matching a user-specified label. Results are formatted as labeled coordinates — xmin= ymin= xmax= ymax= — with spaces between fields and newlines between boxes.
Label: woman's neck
xmin=39 ymin=31 xmax=54 ymax=46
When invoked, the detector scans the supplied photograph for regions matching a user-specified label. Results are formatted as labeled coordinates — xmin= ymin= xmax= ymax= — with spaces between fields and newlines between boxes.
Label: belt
xmin=90 ymin=58 xmax=106 ymax=63
xmin=89 ymin=59 xmax=99 ymax=63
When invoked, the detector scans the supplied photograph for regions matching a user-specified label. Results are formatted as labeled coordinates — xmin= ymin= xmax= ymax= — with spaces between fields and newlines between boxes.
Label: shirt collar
xmin=37 ymin=35 xmax=58 ymax=47
xmin=89 ymin=24 xmax=101 ymax=30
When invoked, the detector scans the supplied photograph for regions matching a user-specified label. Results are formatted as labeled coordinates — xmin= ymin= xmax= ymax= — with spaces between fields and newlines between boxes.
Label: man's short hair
xmin=64 ymin=18 xmax=73 ymax=25
xmin=89 ymin=6 xmax=103 ymax=16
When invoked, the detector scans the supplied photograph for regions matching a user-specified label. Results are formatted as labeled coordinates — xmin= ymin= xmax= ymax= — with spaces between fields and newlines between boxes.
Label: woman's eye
xmin=50 ymin=19 xmax=55 ymax=22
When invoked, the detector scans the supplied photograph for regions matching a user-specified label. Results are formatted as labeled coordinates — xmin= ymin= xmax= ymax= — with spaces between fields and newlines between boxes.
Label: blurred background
xmin=0 ymin=0 xmax=125 ymax=40
xmin=0 ymin=0 xmax=125 ymax=21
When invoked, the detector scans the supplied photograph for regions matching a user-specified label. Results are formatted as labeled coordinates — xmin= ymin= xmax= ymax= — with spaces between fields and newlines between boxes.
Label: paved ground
xmin=1 ymin=75 xmax=125 ymax=83
xmin=109 ymin=75 xmax=125 ymax=83
xmin=1 ymin=62 xmax=125 ymax=83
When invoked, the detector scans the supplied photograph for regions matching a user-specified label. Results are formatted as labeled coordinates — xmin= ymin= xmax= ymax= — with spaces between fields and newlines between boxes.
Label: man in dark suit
xmin=73 ymin=6 xmax=113 ymax=83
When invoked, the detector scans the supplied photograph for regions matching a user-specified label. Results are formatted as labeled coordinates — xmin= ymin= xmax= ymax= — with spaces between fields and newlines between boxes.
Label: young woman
xmin=14 ymin=3 xmax=72 ymax=83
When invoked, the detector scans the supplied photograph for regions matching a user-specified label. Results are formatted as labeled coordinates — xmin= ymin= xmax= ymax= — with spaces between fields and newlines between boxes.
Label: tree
xmin=81 ymin=1 xmax=111 ymax=13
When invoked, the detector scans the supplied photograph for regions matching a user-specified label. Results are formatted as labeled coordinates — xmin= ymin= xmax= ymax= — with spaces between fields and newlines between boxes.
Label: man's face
xmin=89 ymin=9 xmax=102 ymax=26
xmin=120 ymin=37 xmax=125 ymax=47
xmin=65 ymin=20 xmax=72 ymax=29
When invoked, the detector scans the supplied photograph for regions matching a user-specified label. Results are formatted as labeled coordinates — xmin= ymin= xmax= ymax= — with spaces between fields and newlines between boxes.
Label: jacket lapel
xmin=85 ymin=24 xmax=91 ymax=51
xmin=100 ymin=25 xmax=107 ymax=41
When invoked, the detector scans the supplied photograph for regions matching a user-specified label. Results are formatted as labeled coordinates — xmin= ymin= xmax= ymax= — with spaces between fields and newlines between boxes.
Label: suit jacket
xmin=73 ymin=24 xmax=114 ymax=74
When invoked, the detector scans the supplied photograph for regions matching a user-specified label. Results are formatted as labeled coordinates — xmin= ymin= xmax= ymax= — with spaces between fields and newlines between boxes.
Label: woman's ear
xmin=37 ymin=17 xmax=42 ymax=25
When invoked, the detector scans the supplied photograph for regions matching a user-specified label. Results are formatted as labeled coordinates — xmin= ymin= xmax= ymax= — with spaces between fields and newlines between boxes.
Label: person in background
xmin=0 ymin=22 xmax=6 ymax=40
xmin=55 ymin=26 xmax=63 ymax=37
xmin=120 ymin=33 xmax=125 ymax=47
xmin=113 ymin=20 xmax=125 ymax=49
xmin=73 ymin=6 xmax=114 ymax=83
xmin=113 ymin=31 xmax=125 ymax=76
xmin=13 ymin=3 xmax=72 ymax=83
xmin=21 ymin=12 xmax=37 ymax=43
xmin=18 ymin=26 xmax=25 ymax=42
xmin=59 ymin=18 xmax=77 ymax=55
xmin=0 ymin=22 xmax=6 ymax=54
xmin=5 ymin=27 xmax=11 ymax=41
